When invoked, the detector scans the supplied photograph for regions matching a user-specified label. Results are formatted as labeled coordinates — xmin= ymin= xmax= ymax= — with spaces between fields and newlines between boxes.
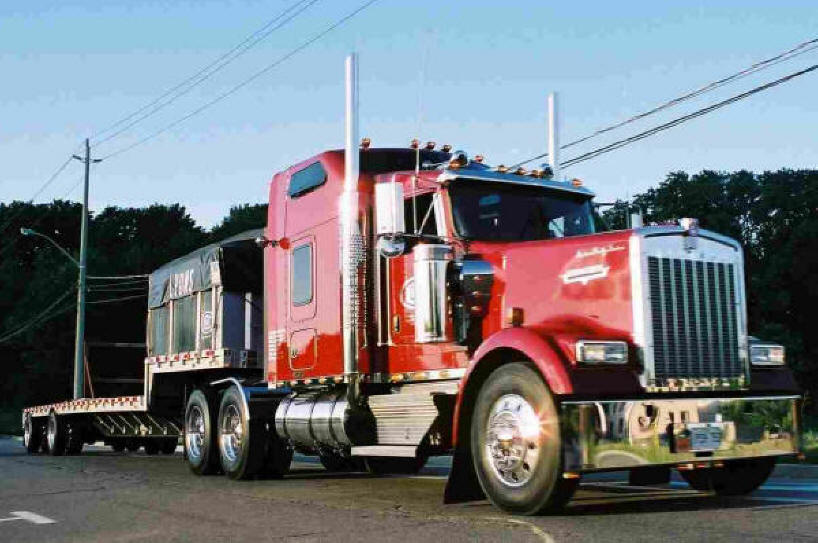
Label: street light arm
xmin=20 ymin=227 xmax=80 ymax=268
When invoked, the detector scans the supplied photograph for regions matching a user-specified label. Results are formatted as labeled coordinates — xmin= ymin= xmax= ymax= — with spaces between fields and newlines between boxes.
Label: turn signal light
xmin=575 ymin=340 xmax=628 ymax=364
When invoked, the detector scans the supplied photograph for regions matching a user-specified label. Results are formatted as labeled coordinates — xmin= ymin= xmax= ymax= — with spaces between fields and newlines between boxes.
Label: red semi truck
xmin=22 ymin=58 xmax=801 ymax=515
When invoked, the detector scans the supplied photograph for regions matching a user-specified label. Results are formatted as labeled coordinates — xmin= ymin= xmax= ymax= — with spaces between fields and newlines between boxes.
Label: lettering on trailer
xmin=0 ymin=511 xmax=56 ymax=525
xmin=169 ymin=269 xmax=195 ymax=299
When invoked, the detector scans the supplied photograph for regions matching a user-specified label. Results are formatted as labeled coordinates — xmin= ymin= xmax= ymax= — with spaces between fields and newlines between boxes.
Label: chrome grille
xmin=647 ymin=257 xmax=742 ymax=380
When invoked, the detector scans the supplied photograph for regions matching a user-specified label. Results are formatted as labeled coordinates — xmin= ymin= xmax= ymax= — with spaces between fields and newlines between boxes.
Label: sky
xmin=1 ymin=0 xmax=816 ymax=227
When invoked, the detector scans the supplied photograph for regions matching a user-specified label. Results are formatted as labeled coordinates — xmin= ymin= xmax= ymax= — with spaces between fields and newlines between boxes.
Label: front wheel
xmin=470 ymin=362 xmax=578 ymax=515
xmin=680 ymin=458 xmax=775 ymax=495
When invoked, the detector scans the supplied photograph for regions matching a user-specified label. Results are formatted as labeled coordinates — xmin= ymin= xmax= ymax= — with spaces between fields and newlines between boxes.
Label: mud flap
xmin=443 ymin=443 xmax=485 ymax=504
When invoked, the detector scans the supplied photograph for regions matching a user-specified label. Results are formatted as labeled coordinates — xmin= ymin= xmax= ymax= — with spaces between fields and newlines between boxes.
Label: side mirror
xmin=375 ymin=182 xmax=405 ymax=236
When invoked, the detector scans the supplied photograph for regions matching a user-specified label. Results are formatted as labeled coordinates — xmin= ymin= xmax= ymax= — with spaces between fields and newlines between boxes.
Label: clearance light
xmin=576 ymin=340 xmax=628 ymax=365
xmin=750 ymin=344 xmax=785 ymax=366
xmin=425 ymin=141 xmax=436 ymax=150
xmin=474 ymin=154 xmax=484 ymax=163
xmin=514 ymin=167 xmax=528 ymax=176
xmin=410 ymin=138 xmax=420 ymax=149
xmin=441 ymin=144 xmax=452 ymax=153
xmin=571 ymin=178 xmax=583 ymax=187
xmin=496 ymin=164 xmax=509 ymax=173
xmin=360 ymin=137 xmax=371 ymax=149
xmin=529 ymin=169 xmax=544 ymax=179
xmin=449 ymin=150 xmax=469 ymax=169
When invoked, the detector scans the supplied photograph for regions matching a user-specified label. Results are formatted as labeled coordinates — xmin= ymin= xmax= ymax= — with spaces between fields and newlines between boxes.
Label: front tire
xmin=185 ymin=389 xmax=220 ymax=475
xmin=46 ymin=411 xmax=66 ymax=456
xmin=680 ymin=458 xmax=775 ymax=495
xmin=470 ymin=363 xmax=578 ymax=515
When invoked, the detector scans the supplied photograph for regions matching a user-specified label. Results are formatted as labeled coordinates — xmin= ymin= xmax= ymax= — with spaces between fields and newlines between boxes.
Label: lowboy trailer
xmin=23 ymin=56 xmax=801 ymax=514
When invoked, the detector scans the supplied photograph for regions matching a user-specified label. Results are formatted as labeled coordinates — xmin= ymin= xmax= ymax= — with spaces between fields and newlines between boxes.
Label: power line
xmin=0 ymin=288 xmax=76 ymax=344
xmin=560 ymin=64 xmax=818 ymax=169
xmin=91 ymin=0 xmax=320 ymax=148
xmin=511 ymin=36 xmax=818 ymax=169
xmin=87 ymin=274 xmax=150 ymax=280
xmin=87 ymin=293 xmax=147 ymax=305
xmin=0 ymin=154 xmax=77 ymax=238
xmin=88 ymin=285 xmax=147 ymax=293
xmin=100 ymin=0 xmax=380 ymax=161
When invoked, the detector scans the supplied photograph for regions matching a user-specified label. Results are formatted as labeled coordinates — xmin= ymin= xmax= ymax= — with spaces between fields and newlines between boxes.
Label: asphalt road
xmin=1 ymin=436 xmax=817 ymax=543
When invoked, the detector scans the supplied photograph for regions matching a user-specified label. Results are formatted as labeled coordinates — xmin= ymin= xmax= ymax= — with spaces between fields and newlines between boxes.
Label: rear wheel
xmin=46 ymin=411 xmax=66 ymax=456
xmin=470 ymin=363 xmax=578 ymax=515
xmin=185 ymin=389 xmax=220 ymax=475
xmin=680 ymin=458 xmax=775 ymax=495
xmin=217 ymin=385 xmax=267 ymax=480
xmin=23 ymin=414 xmax=42 ymax=454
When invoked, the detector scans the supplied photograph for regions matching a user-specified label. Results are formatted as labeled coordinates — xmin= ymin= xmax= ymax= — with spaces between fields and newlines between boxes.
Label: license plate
xmin=687 ymin=422 xmax=724 ymax=451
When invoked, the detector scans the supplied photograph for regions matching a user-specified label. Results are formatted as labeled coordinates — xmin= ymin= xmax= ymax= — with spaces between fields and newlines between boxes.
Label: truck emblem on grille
xmin=560 ymin=264 xmax=610 ymax=285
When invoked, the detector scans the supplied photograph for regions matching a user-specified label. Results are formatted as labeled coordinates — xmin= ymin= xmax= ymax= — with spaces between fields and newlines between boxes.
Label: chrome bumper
xmin=561 ymin=395 xmax=800 ymax=472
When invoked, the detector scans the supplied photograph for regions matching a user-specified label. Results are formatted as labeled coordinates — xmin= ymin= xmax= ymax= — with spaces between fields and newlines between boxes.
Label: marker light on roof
xmin=425 ymin=141 xmax=436 ymax=150
xmin=529 ymin=169 xmax=544 ymax=178
xmin=571 ymin=178 xmax=583 ymax=187
xmin=410 ymin=138 xmax=420 ymax=149
xmin=514 ymin=167 xmax=528 ymax=176
xmin=441 ymin=144 xmax=452 ymax=153
xmin=474 ymin=154 xmax=484 ymax=163
xmin=360 ymin=137 xmax=371 ymax=149
xmin=496 ymin=164 xmax=509 ymax=173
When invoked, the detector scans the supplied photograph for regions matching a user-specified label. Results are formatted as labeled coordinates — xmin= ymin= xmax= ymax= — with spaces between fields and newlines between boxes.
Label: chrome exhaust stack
xmin=340 ymin=53 xmax=363 ymax=405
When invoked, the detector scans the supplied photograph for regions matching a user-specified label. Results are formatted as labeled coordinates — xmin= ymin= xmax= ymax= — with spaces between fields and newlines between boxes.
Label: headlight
xmin=750 ymin=344 xmax=785 ymax=366
xmin=576 ymin=340 xmax=628 ymax=365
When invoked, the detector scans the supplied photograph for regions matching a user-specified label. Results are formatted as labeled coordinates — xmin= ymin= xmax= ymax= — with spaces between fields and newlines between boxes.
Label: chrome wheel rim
xmin=219 ymin=403 xmax=243 ymax=463
xmin=47 ymin=415 xmax=57 ymax=452
xmin=485 ymin=394 xmax=542 ymax=488
xmin=185 ymin=405 xmax=205 ymax=461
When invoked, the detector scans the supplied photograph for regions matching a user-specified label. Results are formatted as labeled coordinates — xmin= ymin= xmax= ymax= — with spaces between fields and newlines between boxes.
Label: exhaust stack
xmin=341 ymin=53 xmax=362 ymax=403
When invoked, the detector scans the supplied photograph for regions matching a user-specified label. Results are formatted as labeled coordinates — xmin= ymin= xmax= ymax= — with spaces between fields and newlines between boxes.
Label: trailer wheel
xmin=23 ymin=414 xmax=42 ymax=454
xmin=46 ymin=411 xmax=66 ymax=456
xmin=161 ymin=438 xmax=178 ymax=455
xmin=470 ymin=362 xmax=578 ymax=515
xmin=217 ymin=385 xmax=266 ymax=480
xmin=185 ymin=389 xmax=220 ymax=475
xmin=680 ymin=458 xmax=775 ymax=495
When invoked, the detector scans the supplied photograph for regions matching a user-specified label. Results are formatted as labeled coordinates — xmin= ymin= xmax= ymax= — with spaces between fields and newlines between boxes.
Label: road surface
xmin=1 ymin=436 xmax=817 ymax=542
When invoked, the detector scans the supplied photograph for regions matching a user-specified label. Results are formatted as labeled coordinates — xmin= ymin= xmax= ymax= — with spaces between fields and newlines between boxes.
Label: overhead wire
xmin=0 ymin=288 xmax=76 ymax=344
xmin=99 ymin=0 xmax=381 ymax=161
xmin=560 ymin=64 xmax=818 ymax=169
xmin=510 ymin=36 xmax=818 ymax=169
xmin=91 ymin=0 xmax=320 ymax=148
xmin=87 ymin=293 xmax=147 ymax=305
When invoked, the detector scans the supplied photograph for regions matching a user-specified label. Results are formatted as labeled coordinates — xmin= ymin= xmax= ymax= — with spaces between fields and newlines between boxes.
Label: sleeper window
xmin=292 ymin=244 xmax=313 ymax=306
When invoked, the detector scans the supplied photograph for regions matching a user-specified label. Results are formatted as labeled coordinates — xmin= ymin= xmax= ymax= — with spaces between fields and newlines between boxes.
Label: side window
xmin=291 ymin=244 xmax=313 ymax=306
xmin=288 ymin=162 xmax=327 ymax=198
xmin=404 ymin=193 xmax=438 ymax=236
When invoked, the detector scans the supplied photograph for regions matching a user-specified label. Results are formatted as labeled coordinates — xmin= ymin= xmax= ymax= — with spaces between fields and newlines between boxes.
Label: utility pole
xmin=71 ymin=139 xmax=100 ymax=399
xmin=548 ymin=92 xmax=560 ymax=181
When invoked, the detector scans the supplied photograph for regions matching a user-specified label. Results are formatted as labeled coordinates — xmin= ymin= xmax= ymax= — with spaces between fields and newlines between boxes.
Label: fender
xmin=451 ymin=327 xmax=573 ymax=447
xmin=443 ymin=327 xmax=572 ymax=504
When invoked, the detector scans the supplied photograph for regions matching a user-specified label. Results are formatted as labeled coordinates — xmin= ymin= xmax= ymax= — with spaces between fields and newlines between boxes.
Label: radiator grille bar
xmin=648 ymin=257 xmax=741 ymax=380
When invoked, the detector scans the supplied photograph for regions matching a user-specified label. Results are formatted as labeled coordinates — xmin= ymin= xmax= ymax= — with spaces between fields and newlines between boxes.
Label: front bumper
xmin=561 ymin=395 xmax=800 ymax=472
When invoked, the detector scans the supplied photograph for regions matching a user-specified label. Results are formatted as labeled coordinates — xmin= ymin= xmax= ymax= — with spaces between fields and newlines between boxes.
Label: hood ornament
xmin=680 ymin=217 xmax=699 ymax=251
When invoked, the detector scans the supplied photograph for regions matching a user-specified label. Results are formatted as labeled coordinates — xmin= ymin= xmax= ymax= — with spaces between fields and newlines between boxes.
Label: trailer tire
xmin=23 ymin=414 xmax=42 ymax=454
xmin=680 ymin=458 xmax=775 ymax=495
xmin=217 ymin=385 xmax=266 ymax=480
xmin=470 ymin=362 xmax=578 ymax=515
xmin=46 ymin=411 xmax=66 ymax=456
xmin=185 ymin=389 xmax=220 ymax=475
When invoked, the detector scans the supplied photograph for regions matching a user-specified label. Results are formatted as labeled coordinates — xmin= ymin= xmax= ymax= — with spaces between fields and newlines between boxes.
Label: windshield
xmin=449 ymin=181 xmax=595 ymax=241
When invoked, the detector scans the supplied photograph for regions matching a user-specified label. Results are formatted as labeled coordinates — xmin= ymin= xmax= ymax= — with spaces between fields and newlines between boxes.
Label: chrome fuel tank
xmin=274 ymin=390 xmax=350 ymax=450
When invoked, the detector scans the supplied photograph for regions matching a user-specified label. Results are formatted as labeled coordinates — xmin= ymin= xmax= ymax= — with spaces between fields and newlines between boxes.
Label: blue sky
xmin=1 ymin=0 xmax=816 ymax=227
